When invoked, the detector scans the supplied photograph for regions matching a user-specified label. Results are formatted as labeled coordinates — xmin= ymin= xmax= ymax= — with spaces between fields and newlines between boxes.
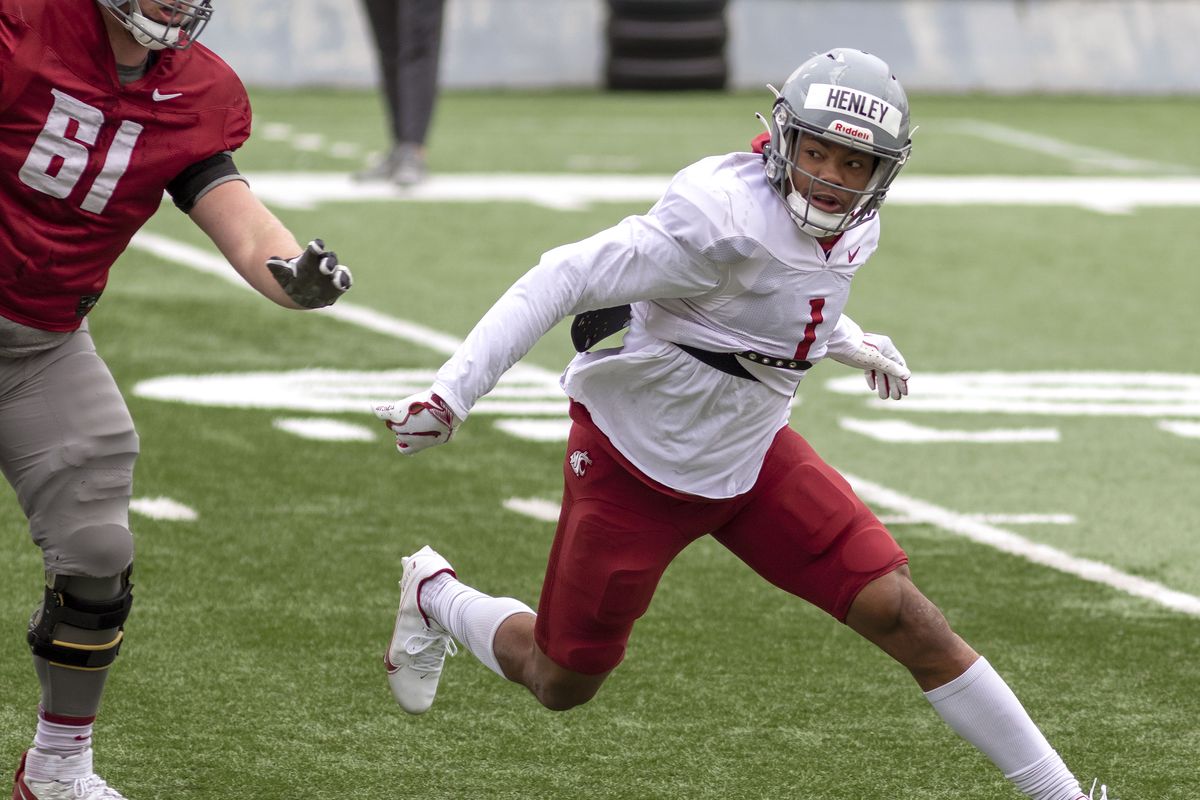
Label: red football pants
xmin=534 ymin=403 xmax=907 ymax=675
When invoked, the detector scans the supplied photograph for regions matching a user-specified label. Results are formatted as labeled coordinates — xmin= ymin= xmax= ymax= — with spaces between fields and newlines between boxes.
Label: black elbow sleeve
xmin=167 ymin=151 xmax=244 ymax=213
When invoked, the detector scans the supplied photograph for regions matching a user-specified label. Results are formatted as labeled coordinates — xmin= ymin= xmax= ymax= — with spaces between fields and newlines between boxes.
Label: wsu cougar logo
xmin=569 ymin=450 xmax=593 ymax=477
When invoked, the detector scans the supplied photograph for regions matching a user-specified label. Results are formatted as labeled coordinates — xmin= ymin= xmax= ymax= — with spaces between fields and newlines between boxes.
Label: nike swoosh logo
xmin=848 ymin=247 xmax=861 ymax=263
xmin=152 ymin=89 xmax=183 ymax=102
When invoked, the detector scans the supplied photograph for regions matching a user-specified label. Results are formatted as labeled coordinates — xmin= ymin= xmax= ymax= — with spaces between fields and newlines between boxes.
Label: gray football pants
xmin=360 ymin=0 xmax=446 ymax=146
xmin=1 ymin=324 xmax=138 ymax=716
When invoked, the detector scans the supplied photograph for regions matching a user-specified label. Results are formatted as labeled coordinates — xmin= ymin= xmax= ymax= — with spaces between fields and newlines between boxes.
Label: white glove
xmin=266 ymin=239 xmax=352 ymax=309
xmin=374 ymin=390 xmax=459 ymax=454
xmin=829 ymin=332 xmax=910 ymax=400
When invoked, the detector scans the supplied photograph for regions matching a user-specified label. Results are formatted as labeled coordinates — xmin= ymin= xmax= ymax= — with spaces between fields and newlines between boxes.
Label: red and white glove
xmin=374 ymin=390 xmax=459 ymax=454
xmin=829 ymin=332 xmax=910 ymax=400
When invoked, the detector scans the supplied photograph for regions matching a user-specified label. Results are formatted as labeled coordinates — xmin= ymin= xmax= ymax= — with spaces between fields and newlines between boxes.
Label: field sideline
xmin=2 ymin=89 xmax=1198 ymax=799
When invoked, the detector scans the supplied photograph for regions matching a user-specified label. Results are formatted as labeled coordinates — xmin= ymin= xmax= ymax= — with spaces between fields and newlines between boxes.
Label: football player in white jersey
xmin=375 ymin=49 xmax=1107 ymax=800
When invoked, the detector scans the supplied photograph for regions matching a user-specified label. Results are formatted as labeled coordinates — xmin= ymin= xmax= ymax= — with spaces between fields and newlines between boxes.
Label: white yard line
xmin=847 ymin=474 xmax=1200 ymax=617
xmin=839 ymin=417 xmax=1059 ymax=443
xmin=943 ymin=119 xmax=1191 ymax=175
xmin=1158 ymin=420 xmax=1200 ymax=439
xmin=503 ymin=497 xmax=562 ymax=523
xmin=132 ymin=228 xmax=1200 ymax=617
xmin=129 ymin=232 xmax=463 ymax=355
xmin=236 ymin=171 xmax=1200 ymax=214
xmin=257 ymin=121 xmax=362 ymax=162
xmin=880 ymin=513 xmax=1076 ymax=526
xmin=272 ymin=417 xmax=378 ymax=442
xmin=827 ymin=372 xmax=1200 ymax=418
xmin=494 ymin=418 xmax=574 ymax=442
xmin=130 ymin=496 xmax=198 ymax=522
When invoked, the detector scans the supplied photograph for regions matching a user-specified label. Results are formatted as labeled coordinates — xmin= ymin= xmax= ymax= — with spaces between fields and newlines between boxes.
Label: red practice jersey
xmin=0 ymin=0 xmax=251 ymax=331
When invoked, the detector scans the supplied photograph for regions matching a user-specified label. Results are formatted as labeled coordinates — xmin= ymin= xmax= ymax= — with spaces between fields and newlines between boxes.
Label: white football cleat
xmin=12 ymin=749 xmax=127 ymax=799
xmin=385 ymin=545 xmax=458 ymax=714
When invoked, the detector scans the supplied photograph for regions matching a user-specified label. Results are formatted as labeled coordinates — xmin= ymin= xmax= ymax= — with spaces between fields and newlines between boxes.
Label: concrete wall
xmin=204 ymin=0 xmax=1200 ymax=93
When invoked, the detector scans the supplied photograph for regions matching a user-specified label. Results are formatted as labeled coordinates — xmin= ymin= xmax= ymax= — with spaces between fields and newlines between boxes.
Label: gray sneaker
xmin=392 ymin=143 xmax=428 ymax=187
xmin=353 ymin=144 xmax=403 ymax=182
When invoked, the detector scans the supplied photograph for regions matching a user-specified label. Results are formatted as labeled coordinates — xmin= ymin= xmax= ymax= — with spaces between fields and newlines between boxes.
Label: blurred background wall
xmin=206 ymin=0 xmax=1200 ymax=93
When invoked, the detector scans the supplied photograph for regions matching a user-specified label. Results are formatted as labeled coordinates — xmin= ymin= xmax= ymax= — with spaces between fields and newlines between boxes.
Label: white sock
xmin=23 ymin=747 xmax=93 ymax=783
xmin=924 ymin=657 xmax=1083 ymax=800
xmin=1008 ymin=752 xmax=1089 ymax=800
xmin=421 ymin=573 xmax=533 ymax=679
xmin=33 ymin=708 xmax=93 ymax=757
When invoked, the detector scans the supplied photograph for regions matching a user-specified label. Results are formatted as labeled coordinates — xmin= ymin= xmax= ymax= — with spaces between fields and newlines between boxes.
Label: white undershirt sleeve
xmin=823 ymin=312 xmax=866 ymax=361
xmin=431 ymin=209 xmax=724 ymax=421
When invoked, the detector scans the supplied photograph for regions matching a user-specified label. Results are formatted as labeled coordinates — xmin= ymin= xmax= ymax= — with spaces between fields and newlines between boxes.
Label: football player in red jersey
xmin=2 ymin=1 xmax=352 ymax=797
xmin=375 ymin=49 xmax=1109 ymax=800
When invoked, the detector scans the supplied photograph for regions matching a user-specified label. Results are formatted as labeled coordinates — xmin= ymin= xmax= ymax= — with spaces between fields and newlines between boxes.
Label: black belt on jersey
xmin=570 ymin=305 xmax=811 ymax=384
xmin=674 ymin=343 xmax=812 ymax=382
xmin=674 ymin=343 xmax=758 ymax=381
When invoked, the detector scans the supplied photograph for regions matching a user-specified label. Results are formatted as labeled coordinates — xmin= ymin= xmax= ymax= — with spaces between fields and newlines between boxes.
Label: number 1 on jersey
xmin=794 ymin=297 xmax=825 ymax=360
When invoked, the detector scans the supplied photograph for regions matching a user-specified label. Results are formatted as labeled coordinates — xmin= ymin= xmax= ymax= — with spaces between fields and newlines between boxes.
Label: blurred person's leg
xmin=357 ymin=0 xmax=404 ymax=180
xmin=392 ymin=0 xmax=446 ymax=184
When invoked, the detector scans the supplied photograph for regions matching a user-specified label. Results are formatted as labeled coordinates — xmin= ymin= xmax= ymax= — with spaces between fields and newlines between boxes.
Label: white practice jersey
xmin=434 ymin=152 xmax=880 ymax=498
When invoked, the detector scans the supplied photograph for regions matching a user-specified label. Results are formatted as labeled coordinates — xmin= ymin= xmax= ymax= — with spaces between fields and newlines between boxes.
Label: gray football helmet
xmin=761 ymin=48 xmax=912 ymax=237
xmin=97 ymin=0 xmax=213 ymax=51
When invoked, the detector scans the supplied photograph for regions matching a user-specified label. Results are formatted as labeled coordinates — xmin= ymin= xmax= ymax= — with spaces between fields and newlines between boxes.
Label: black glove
xmin=266 ymin=239 xmax=352 ymax=308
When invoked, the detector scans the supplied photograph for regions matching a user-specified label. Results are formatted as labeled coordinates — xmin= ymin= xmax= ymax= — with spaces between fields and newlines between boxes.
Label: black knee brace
xmin=27 ymin=570 xmax=134 ymax=670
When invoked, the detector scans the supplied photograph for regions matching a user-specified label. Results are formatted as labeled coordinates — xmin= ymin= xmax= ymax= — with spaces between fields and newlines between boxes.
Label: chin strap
xmin=101 ymin=0 xmax=194 ymax=50
xmin=124 ymin=15 xmax=181 ymax=50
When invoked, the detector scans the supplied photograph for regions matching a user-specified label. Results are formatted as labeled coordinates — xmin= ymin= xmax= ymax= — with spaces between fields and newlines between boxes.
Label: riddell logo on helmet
xmin=830 ymin=120 xmax=874 ymax=143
